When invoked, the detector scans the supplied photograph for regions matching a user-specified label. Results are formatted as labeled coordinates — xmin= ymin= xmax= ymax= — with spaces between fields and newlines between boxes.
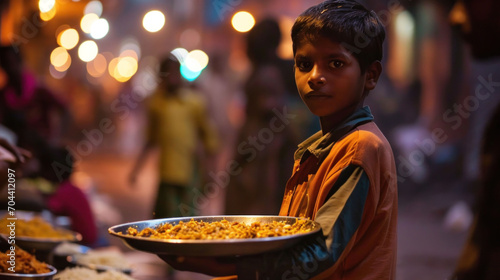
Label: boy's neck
xmin=319 ymin=104 xmax=363 ymax=134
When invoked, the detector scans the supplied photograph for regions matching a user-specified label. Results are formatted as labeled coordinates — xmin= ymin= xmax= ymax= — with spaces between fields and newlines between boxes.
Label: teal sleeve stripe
xmin=323 ymin=165 xmax=358 ymax=204
xmin=331 ymin=170 xmax=370 ymax=261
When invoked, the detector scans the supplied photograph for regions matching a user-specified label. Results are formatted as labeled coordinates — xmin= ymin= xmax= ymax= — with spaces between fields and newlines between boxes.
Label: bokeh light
xmin=50 ymin=47 xmax=69 ymax=68
xmin=180 ymin=63 xmax=202 ymax=82
xmin=49 ymin=64 xmax=67 ymax=79
xmin=108 ymin=57 xmax=120 ymax=78
xmin=170 ymin=48 xmax=188 ymax=64
xmin=231 ymin=11 xmax=255 ymax=32
xmin=54 ymin=54 xmax=72 ymax=72
xmin=78 ymin=40 xmax=98 ymax=62
xmin=108 ymin=56 xmax=138 ymax=83
xmin=120 ymin=38 xmax=141 ymax=60
xmin=143 ymin=10 xmax=165 ymax=32
xmin=84 ymin=1 xmax=103 ymax=17
xmin=87 ymin=53 xmax=107 ymax=77
xmin=120 ymin=49 xmax=139 ymax=61
xmin=179 ymin=29 xmax=201 ymax=49
xmin=40 ymin=7 xmax=56 ymax=21
xmin=117 ymin=57 xmax=138 ymax=78
xmin=39 ymin=0 xmax=55 ymax=13
xmin=395 ymin=10 xmax=415 ymax=39
xmin=55 ymin=24 xmax=71 ymax=36
xmin=186 ymin=50 xmax=209 ymax=72
xmin=58 ymin=28 xmax=79 ymax=50
xmin=81 ymin=13 xmax=99 ymax=34
xmin=90 ymin=18 xmax=109 ymax=39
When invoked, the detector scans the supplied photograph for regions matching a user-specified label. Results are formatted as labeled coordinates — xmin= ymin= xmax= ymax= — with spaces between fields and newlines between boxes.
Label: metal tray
xmin=1 ymin=232 xmax=82 ymax=252
xmin=0 ymin=265 xmax=57 ymax=279
xmin=108 ymin=215 xmax=321 ymax=257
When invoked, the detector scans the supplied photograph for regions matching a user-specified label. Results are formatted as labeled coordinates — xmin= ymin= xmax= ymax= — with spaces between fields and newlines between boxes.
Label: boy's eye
xmin=329 ymin=60 xmax=344 ymax=68
xmin=296 ymin=60 xmax=313 ymax=71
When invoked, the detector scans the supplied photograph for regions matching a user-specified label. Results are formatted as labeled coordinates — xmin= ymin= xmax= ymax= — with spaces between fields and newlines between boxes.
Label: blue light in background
xmin=180 ymin=63 xmax=202 ymax=81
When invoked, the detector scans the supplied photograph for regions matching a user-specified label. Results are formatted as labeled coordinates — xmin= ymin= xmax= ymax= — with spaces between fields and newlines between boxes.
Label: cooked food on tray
xmin=0 ymin=247 xmax=51 ymax=274
xmin=124 ymin=218 xmax=314 ymax=240
xmin=55 ymin=267 xmax=134 ymax=280
xmin=0 ymin=215 xmax=74 ymax=240
xmin=109 ymin=216 xmax=321 ymax=257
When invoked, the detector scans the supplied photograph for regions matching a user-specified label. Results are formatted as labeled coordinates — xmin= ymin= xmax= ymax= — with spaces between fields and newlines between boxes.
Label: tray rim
xmin=108 ymin=215 xmax=320 ymax=243
xmin=107 ymin=215 xmax=321 ymax=256
xmin=0 ymin=232 xmax=82 ymax=244
xmin=0 ymin=264 xmax=57 ymax=278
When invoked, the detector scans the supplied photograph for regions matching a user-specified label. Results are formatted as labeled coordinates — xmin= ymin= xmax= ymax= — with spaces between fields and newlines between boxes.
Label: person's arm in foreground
xmin=0 ymin=138 xmax=30 ymax=189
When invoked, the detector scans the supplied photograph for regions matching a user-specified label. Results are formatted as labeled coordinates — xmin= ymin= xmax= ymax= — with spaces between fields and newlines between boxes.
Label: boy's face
xmin=294 ymin=36 xmax=369 ymax=119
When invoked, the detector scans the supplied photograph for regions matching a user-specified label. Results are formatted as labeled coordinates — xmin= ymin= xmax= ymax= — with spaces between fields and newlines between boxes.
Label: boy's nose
xmin=308 ymin=66 xmax=326 ymax=89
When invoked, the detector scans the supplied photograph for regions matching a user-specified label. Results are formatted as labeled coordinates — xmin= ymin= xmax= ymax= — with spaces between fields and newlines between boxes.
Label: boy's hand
xmin=157 ymin=254 xmax=237 ymax=277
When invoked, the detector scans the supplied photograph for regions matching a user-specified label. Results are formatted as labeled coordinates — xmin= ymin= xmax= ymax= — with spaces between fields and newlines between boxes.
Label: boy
xmin=162 ymin=1 xmax=397 ymax=279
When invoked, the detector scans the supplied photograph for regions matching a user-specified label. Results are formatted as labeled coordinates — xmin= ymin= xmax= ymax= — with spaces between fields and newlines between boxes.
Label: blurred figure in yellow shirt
xmin=129 ymin=55 xmax=217 ymax=219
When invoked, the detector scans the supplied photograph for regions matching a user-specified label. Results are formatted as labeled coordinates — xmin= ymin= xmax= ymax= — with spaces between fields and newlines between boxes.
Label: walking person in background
xmin=196 ymin=52 xmax=244 ymax=215
xmin=129 ymin=55 xmax=218 ymax=219
xmin=224 ymin=18 xmax=296 ymax=215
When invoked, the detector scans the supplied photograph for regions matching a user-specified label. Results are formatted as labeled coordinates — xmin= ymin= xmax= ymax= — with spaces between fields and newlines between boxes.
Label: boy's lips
xmin=305 ymin=91 xmax=330 ymax=98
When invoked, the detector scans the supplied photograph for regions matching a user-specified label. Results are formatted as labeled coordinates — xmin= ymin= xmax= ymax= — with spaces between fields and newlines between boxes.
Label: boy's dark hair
xmin=291 ymin=0 xmax=385 ymax=72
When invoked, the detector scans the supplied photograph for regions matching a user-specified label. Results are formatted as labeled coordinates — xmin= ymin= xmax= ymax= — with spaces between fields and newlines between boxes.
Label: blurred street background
xmin=2 ymin=0 xmax=500 ymax=279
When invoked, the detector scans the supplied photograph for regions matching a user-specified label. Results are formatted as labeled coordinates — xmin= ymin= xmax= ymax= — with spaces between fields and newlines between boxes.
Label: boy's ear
xmin=364 ymin=61 xmax=382 ymax=91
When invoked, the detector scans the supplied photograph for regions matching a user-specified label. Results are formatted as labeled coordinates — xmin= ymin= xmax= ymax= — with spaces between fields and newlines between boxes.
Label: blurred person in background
xmin=41 ymin=146 xmax=99 ymax=247
xmin=0 ymin=45 xmax=69 ymax=150
xmin=196 ymin=52 xmax=244 ymax=215
xmin=449 ymin=0 xmax=500 ymax=279
xmin=129 ymin=55 xmax=218 ymax=219
xmin=224 ymin=18 xmax=296 ymax=215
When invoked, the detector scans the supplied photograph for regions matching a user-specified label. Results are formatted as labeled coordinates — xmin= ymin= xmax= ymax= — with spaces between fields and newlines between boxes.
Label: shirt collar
xmin=295 ymin=106 xmax=374 ymax=162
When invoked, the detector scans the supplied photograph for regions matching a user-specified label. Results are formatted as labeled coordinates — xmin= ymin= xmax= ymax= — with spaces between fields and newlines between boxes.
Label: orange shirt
xmin=280 ymin=113 xmax=397 ymax=279
xmin=232 ymin=107 xmax=397 ymax=280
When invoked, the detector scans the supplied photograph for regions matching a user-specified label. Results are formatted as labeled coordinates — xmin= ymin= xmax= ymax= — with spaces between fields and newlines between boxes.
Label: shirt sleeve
xmin=235 ymin=165 xmax=370 ymax=279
